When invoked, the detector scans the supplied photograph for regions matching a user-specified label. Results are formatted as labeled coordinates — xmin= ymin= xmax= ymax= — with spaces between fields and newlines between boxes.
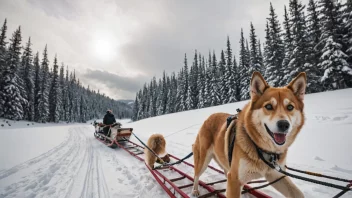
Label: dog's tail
xmin=152 ymin=136 xmax=164 ymax=150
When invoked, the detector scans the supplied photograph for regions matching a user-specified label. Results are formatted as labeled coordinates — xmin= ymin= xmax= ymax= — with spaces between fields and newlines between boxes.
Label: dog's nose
xmin=277 ymin=120 xmax=290 ymax=132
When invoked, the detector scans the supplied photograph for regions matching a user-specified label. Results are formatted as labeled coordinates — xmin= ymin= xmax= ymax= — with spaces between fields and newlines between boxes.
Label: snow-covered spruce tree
xmin=0 ymin=26 xmax=26 ymax=120
xmin=161 ymin=71 xmax=168 ymax=114
xmin=197 ymin=56 xmax=206 ymax=109
xmin=136 ymin=90 xmax=143 ymax=120
xmin=67 ymin=72 xmax=74 ymax=122
xmin=190 ymin=50 xmax=199 ymax=109
xmin=218 ymin=50 xmax=227 ymax=104
xmin=59 ymin=63 xmax=65 ymax=121
xmin=38 ymin=45 xmax=50 ymax=122
xmin=239 ymin=29 xmax=251 ymax=101
xmin=132 ymin=93 xmax=139 ymax=121
xmin=318 ymin=0 xmax=352 ymax=90
xmin=175 ymin=69 xmax=183 ymax=112
xmin=156 ymin=79 xmax=163 ymax=116
xmin=209 ymin=51 xmax=220 ymax=106
xmin=343 ymin=0 xmax=352 ymax=83
xmin=249 ymin=22 xmax=262 ymax=73
xmin=281 ymin=5 xmax=294 ymax=85
xmin=49 ymin=55 xmax=60 ymax=122
xmin=33 ymin=52 xmax=41 ymax=121
xmin=306 ymin=0 xmax=323 ymax=92
xmin=225 ymin=36 xmax=237 ymax=103
xmin=64 ymin=67 xmax=70 ymax=121
xmin=20 ymin=37 xmax=34 ymax=121
xmin=170 ymin=72 xmax=178 ymax=113
xmin=284 ymin=0 xmax=312 ymax=88
xmin=230 ymin=55 xmax=240 ymax=102
xmin=203 ymin=53 xmax=212 ymax=107
xmin=257 ymin=40 xmax=264 ymax=74
xmin=79 ymin=95 xmax=85 ymax=123
xmin=0 ymin=19 xmax=8 ymax=111
xmin=147 ymin=80 xmax=154 ymax=117
xmin=185 ymin=79 xmax=193 ymax=110
xmin=264 ymin=3 xmax=284 ymax=87
xmin=152 ymin=77 xmax=158 ymax=115
xmin=181 ymin=54 xmax=189 ymax=111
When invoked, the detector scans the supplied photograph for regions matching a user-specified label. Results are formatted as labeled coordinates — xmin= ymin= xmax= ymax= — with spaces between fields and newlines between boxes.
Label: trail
xmin=0 ymin=125 xmax=163 ymax=198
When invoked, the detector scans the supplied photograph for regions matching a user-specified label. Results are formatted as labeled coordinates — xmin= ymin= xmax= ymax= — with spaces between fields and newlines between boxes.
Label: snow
xmin=1 ymin=89 xmax=352 ymax=197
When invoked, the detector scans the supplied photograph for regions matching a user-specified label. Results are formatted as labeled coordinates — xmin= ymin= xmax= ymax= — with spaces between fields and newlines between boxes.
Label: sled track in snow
xmin=0 ymin=126 xmax=111 ymax=198
xmin=0 ymin=129 xmax=73 ymax=180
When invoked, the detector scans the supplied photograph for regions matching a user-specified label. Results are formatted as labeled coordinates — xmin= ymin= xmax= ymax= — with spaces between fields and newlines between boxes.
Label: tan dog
xmin=192 ymin=72 xmax=306 ymax=198
xmin=144 ymin=134 xmax=169 ymax=168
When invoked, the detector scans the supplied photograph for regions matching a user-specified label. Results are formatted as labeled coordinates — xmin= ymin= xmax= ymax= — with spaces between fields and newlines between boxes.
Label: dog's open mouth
xmin=264 ymin=124 xmax=286 ymax=145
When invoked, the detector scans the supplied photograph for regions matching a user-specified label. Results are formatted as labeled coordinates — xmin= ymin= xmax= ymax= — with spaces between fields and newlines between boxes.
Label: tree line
xmin=132 ymin=0 xmax=352 ymax=121
xmin=0 ymin=19 xmax=132 ymax=123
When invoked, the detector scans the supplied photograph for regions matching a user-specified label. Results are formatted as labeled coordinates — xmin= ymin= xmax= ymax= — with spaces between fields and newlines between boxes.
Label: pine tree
xmin=239 ymin=29 xmax=250 ymax=100
xmin=203 ymin=57 xmax=211 ymax=107
xmin=218 ymin=50 xmax=227 ymax=104
xmin=343 ymin=0 xmax=352 ymax=79
xmin=233 ymin=55 xmax=241 ymax=101
xmin=132 ymin=94 xmax=139 ymax=121
xmin=197 ymin=57 xmax=205 ymax=109
xmin=225 ymin=36 xmax=236 ymax=103
xmin=264 ymin=3 xmax=284 ymax=87
xmin=161 ymin=71 xmax=168 ymax=114
xmin=257 ymin=40 xmax=264 ymax=74
xmin=189 ymin=50 xmax=199 ymax=109
xmin=318 ymin=0 xmax=352 ymax=89
xmin=307 ymin=0 xmax=323 ymax=92
xmin=21 ymin=37 xmax=34 ymax=121
xmin=249 ymin=22 xmax=262 ymax=73
xmin=181 ymin=54 xmax=189 ymax=111
xmin=284 ymin=0 xmax=311 ymax=86
xmin=0 ymin=19 xmax=8 ymax=99
xmin=64 ymin=67 xmax=70 ymax=121
xmin=39 ymin=45 xmax=50 ymax=122
xmin=282 ymin=5 xmax=294 ymax=84
xmin=33 ymin=52 xmax=41 ymax=121
xmin=49 ymin=55 xmax=60 ymax=122
xmin=59 ymin=63 xmax=65 ymax=120
xmin=175 ymin=69 xmax=184 ymax=112
xmin=0 ymin=26 xmax=26 ymax=120
xmin=209 ymin=51 xmax=220 ymax=106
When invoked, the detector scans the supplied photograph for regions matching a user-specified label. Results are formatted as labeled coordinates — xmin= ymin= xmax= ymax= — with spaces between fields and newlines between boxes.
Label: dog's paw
xmin=191 ymin=189 xmax=200 ymax=197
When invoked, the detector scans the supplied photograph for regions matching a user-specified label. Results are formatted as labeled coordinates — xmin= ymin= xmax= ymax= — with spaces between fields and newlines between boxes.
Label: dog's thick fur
xmin=144 ymin=134 xmax=169 ymax=168
xmin=192 ymin=72 xmax=307 ymax=198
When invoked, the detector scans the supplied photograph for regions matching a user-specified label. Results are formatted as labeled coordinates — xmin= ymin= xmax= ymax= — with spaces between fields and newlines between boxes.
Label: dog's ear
xmin=287 ymin=72 xmax=307 ymax=100
xmin=250 ymin=72 xmax=269 ymax=100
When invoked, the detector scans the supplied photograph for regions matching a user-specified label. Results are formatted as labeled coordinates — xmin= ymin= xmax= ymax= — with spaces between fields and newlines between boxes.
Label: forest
xmin=132 ymin=0 xmax=352 ymax=121
xmin=0 ymin=20 xmax=132 ymax=123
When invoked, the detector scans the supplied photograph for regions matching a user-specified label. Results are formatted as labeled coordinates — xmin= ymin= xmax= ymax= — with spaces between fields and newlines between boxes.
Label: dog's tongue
xmin=273 ymin=133 xmax=286 ymax=144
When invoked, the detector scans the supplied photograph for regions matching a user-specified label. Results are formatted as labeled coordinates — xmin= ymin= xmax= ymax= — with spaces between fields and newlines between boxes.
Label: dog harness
xmin=227 ymin=108 xmax=281 ymax=168
xmin=227 ymin=109 xmax=241 ymax=166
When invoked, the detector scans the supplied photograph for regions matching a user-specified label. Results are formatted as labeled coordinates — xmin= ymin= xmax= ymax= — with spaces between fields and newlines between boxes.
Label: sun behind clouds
xmin=92 ymin=38 xmax=116 ymax=62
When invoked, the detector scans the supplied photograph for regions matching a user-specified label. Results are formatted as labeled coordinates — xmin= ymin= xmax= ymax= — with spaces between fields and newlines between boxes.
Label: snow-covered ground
xmin=1 ymin=89 xmax=352 ymax=198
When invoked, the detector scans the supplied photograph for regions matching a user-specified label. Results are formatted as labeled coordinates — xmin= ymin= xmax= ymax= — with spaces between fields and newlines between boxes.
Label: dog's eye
xmin=287 ymin=104 xmax=294 ymax=111
xmin=265 ymin=104 xmax=273 ymax=110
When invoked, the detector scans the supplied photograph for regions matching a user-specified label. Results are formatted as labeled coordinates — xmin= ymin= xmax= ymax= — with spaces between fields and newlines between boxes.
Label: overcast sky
xmin=0 ymin=0 xmax=310 ymax=100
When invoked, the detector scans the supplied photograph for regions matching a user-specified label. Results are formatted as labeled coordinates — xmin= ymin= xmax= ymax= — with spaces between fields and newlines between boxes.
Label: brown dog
xmin=192 ymin=72 xmax=306 ymax=198
xmin=144 ymin=134 xmax=169 ymax=168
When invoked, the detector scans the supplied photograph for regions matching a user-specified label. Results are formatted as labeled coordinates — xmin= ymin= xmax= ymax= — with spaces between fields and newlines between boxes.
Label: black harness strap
xmin=227 ymin=108 xmax=242 ymax=167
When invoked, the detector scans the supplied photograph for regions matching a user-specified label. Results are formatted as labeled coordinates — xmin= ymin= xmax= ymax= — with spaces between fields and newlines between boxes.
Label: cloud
xmin=80 ymin=69 xmax=148 ymax=99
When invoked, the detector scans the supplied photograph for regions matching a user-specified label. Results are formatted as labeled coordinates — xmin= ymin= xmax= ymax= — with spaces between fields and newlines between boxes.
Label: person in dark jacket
xmin=103 ymin=110 xmax=116 ymax=136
